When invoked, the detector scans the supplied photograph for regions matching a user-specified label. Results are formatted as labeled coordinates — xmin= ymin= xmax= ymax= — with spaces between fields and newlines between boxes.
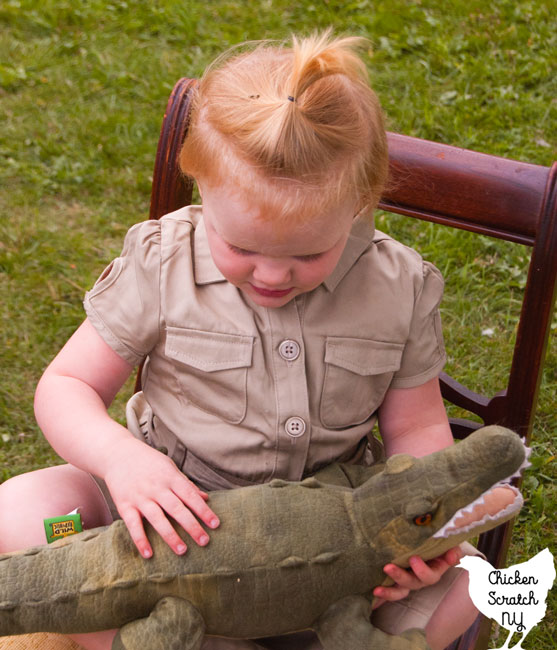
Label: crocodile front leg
xmin=112 ymin=596 xmax=206 ymax=650
xmin=314 ymin=595 xmax=430 ymax=650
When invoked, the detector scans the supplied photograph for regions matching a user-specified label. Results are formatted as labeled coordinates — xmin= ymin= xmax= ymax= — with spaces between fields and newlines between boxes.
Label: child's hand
xmin=102 ymin=437 xmax=220 ymax=558
xmin=372 ymin=547 xmax=462 ymax=607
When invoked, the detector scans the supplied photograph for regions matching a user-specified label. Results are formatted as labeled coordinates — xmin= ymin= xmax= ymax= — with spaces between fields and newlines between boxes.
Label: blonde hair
xmin=180 ymin=30 xmax=388 ymax=223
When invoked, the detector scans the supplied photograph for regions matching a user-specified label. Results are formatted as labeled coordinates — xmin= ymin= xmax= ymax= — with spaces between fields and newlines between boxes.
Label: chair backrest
xmin=148 ymin=78 xmax=557 ymax=650
xmin=380 ymin=134 xmax=557 ymax=442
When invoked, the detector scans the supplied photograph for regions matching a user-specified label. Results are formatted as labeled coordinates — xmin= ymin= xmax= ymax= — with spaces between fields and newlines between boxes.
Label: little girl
xmin=0 ymin=31 xmax=488 ymax=650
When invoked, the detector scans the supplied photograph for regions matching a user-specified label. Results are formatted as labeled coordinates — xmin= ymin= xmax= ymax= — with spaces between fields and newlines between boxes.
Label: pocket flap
xmin=165 ymin=327 xmax=254 ymax=372
xmin=324 ymin=337 xmax=403 ymax=376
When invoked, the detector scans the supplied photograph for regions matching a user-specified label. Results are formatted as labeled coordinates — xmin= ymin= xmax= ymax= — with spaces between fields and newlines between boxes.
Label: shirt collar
xmin=193 ymin=208 xmax=226 ymax=285
xmin=323 ymin=207 xmax=376 ymax=292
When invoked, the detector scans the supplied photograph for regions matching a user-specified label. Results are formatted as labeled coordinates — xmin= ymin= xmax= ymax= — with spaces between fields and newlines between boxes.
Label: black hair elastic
xmin=287 ymin=95 xmax=296 ymax=102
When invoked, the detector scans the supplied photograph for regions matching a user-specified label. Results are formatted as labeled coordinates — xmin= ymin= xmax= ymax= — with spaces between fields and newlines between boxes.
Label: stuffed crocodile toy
xmin=0 ymin=426 xmax=527 ymax=650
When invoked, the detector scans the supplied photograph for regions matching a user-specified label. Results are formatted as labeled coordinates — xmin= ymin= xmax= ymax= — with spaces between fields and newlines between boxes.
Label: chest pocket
xmin=165 ymin=327 xmax=254 ymax=424
xmin=320 ymin=337 xmax=404 ymax=428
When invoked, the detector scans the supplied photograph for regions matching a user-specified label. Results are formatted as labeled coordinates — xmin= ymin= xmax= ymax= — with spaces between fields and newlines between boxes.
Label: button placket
xmin=267 ymin=302 xmax=311 ymax=480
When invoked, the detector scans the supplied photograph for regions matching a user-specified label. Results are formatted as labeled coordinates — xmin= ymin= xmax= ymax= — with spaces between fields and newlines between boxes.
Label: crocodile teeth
xmin=433 ymin=437 xmax=530 ymax=539
xmin=434 ymin=483 xmax=523 ymax=539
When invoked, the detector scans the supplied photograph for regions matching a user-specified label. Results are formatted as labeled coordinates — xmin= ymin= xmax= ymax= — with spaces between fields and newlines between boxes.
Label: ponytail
xmin=180 ymin=30 xmax=388 ymax=221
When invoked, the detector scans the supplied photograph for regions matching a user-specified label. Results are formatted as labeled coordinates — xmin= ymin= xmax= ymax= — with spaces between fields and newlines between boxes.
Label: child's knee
xmin=0 ymin=470 xmax=42 ymax=512
xmin=0 ymin=465 xmax=111 ymax=553
xmin=0 ymin=471 xmax=48 ymax=551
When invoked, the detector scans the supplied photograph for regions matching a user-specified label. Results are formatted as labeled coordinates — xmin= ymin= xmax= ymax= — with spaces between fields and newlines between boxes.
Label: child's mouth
xmin=250 ymin=285 xmax=294 ymax=298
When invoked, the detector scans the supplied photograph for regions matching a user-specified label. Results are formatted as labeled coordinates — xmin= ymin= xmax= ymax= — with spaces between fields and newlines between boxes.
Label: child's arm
xmin=373 ymin=376 xmax=461 ymax=604
xmin=34 ymin=318 xmax=220 ymax=558
xmin=378 ymin=375 xmax=453 ymax=458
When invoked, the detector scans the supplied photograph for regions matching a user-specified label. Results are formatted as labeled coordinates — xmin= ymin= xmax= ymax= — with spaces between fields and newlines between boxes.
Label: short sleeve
xmin=390 ymin=260 xmax=446 ymax=389
xmin=83 ymin=220 xmax=162 ymax=366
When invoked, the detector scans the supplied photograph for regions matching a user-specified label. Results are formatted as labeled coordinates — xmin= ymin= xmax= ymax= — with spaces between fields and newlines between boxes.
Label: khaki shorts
xmin=92 ymin=393 xmax=480 ymax=648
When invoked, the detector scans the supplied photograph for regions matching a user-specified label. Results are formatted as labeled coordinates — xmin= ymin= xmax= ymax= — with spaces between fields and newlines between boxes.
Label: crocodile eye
xmin=413 ymin=513 xmax=433 ymax=526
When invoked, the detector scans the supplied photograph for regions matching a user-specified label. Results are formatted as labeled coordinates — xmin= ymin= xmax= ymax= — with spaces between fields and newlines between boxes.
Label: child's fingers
xmin=408 ymin=556 xmax=449 ymax=585
xmin=120 ymin=507 xmax=154 ymax=559
xmin=373 ymin=583 xmax=410 ymax=601
xmin=408 ymin=550 xmax=460 ymax=583
xmin=442 ymin=546 xmax=463 ymax=566
xmin=139 ymin=499 xmax=194 ymax=556
xmin=379 ymin=550 xmax=458 ymax=598
xmin=172 ymin=478 xmax=220 ymax=531
xmin=157 ymin=491 xmax=213 ymax=549
xmin=381 ymin=563 xmax=425 ymax=591
xmin=105 ymin=447 xmax=217 ymax=554
xmin=120 ymin=497 xmax=208 ymax=557
xmin=179 ymin=477 xmax=209 ymax=501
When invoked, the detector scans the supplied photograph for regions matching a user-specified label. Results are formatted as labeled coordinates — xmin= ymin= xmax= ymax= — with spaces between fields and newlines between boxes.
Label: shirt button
xmin=285 ymin=416 xmax=306 ymax=438
xmin=278 ymin=339 xmax=300 ymax=361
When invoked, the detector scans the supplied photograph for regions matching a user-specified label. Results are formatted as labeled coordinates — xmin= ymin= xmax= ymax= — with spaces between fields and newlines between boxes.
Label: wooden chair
xmin=147 ymin=78 xmax=557 ymax=650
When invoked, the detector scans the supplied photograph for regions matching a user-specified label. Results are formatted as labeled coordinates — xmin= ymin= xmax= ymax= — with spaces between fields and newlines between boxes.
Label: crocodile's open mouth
xmin=433 ymin=440 xmax=531 ymax=540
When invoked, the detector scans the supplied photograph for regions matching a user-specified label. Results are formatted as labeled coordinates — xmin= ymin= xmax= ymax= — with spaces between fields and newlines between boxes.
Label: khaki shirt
xmin=84 ymin=206 xmax=445 ymax=489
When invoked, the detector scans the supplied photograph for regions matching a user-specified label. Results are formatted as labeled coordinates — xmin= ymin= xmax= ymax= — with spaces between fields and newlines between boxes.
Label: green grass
xmin=1 ymin=1 xmax=555 ymax=646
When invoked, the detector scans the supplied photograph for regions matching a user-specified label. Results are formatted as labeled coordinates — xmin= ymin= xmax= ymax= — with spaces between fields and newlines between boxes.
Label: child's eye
xmin=227 ymin=244 xmax=254 ymax=256
xmin=295 ymin=253 xmax=323 ymax=262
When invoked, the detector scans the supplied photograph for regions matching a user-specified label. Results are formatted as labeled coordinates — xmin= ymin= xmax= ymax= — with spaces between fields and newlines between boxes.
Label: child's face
xmin=200 ymin=183 xmax=356 ymax=308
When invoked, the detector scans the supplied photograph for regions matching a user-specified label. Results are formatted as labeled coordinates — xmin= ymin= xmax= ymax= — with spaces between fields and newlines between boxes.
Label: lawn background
xmin=1 ymin=1 xmax=555 ymax=647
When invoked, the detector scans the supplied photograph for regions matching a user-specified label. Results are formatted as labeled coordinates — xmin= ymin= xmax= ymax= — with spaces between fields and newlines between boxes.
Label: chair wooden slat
xmin=380 ymin=133 xmax=550 ymax=246
xmin=150 ymin=78 xmax=196 ymax=220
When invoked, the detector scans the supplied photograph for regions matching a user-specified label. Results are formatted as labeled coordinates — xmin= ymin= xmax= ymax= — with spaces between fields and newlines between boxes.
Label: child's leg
xmin=424 ymin=569 xmax=477 ymax=650
xmin=0 ymin=464 xmax=117 ymax=650
xmin=0 ymin=464 xmax=113 ymax=552
xmin=371 ymin=545 xmax=479 ymax=650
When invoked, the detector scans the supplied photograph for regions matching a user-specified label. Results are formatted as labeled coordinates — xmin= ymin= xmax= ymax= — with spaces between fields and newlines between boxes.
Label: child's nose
xmin=252 ymin=258 xmax=292 ymax=287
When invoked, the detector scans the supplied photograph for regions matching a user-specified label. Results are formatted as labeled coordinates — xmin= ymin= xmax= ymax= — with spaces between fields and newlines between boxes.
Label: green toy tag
xmin=44 ymin=509 xmax=83 ymax=543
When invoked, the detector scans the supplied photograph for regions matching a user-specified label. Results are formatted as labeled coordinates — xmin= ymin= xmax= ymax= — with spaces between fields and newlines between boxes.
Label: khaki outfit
xmin=85 ymin=205 xmax=446 ymax=489
xmin=83 ymin=205 xmax=469 ymax=648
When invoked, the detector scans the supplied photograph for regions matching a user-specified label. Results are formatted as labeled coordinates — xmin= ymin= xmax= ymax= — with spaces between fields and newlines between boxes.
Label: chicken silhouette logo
xmin=458 ymin=547 xmax=555 ymax=649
